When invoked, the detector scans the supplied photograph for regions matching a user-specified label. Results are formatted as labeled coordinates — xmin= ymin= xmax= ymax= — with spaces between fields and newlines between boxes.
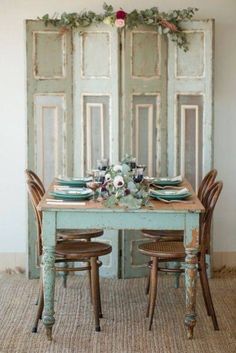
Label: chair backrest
xmin=198 ymin=169 xmax=217 ymax=206
xmin=200 ymin=181 xmax=223 ymax=254
xmin=26 ymin=180 xmax=43 ymax=256
xmin=25 ymin=169 xmax=45 ymax=195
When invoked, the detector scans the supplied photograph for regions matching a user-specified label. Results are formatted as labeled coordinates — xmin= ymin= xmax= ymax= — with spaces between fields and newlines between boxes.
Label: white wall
xmin=0 ymin=0 xmax=235 ymax=264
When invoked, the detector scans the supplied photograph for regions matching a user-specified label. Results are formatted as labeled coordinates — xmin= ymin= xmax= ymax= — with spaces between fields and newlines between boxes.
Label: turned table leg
xmin=185 ymin=250 xmax=198 ymax=339
xmin=184 ymin=213 xmax=200 ymax=339
xmin=42 ymin=212 xmax=56 ymax=341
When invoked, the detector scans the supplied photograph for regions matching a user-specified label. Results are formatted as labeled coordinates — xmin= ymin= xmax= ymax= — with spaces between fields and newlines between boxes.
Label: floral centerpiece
xmin=100 ymin=155 xmax=151 ymax=209
xmin=40 ymin=3 xmax=198 ymax=51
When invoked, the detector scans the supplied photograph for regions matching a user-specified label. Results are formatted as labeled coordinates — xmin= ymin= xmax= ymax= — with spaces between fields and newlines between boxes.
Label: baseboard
xmin=0 ymin=253 xmax=26 ymax=273
xmin=212 ymin=251 xmax=236 ymax=270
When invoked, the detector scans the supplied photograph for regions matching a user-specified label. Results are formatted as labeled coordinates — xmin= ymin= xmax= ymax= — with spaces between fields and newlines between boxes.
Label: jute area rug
xmin=0 ymin=273 xmax=235 ymax=353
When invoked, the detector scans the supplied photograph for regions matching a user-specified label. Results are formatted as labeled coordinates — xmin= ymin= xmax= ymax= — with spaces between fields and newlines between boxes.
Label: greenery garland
xmin=40 ymin=3 xmax=198 ymax=51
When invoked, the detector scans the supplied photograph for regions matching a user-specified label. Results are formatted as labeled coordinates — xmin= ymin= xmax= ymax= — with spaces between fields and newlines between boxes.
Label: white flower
xmin=113 ymin=175 xmax=124 ymax=188
xmin=113 ymin=164 xmax=122 ymax=172
xmin=105 ymin=173 xmax=112 ymax=181
xmin=103 ymin=16 xmax=113 ymax=25
xmin=115 ymin=19 xmax=125 ymax=28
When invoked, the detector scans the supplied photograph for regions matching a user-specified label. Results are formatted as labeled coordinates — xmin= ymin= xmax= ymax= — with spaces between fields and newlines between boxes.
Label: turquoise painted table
xmin=38 ymin=180 xmax=204 ymax=340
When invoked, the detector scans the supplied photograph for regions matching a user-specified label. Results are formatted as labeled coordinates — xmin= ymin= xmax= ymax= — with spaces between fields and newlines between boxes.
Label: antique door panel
xmin=73 ymin=25 xmax=120 ymax=277
xmin=27 ymin=21 xmax=73 ymax=278
xmin=121 ymin=27 xmax=167 ymax=277
xmin=168 ymin=20 xmax=214 ymax=192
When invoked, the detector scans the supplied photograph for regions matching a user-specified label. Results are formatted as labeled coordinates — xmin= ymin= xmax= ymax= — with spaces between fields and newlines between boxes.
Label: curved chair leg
xmin=169 ymin=261 xmax=181 ymax=288
xmin=88 ymin=268 xmax=94 ymax=305
xmin=145 ymin=271 xmax=150 ymax=295
xmin=32 ymin=281 xmax=44 ymax=333
xmin=174 ymin=273 xmax=181 ymax=289
xmin=62 ymin=262 xmax=69 ymax=288
xmin=199 ymin=268 xmax=211 ymax=316
xmin=146 ymin=270 xmax=151 ymax=317
xmin=91 ymin=257 xmax=101 ymax=332
xmin=35 ymin=272 xmax=43 ymax=305
xmin=200 ymin=258 xmax=219 ymax=330
xmin=148 ymin=257 xmax=158 ymax=330
xmin=86 ymin=239 xmax=93 ymax=303
xmin=97 ymin=281 xmax=103 ymax=318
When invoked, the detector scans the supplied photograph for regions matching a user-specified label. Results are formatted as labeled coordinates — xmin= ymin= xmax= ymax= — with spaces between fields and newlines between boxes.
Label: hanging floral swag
xmin=40 ymin=3 xmax=198 ymax=51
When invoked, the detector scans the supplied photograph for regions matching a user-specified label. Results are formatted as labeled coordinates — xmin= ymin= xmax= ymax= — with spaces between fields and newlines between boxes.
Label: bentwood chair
xmin=25 ymin=169 xmax=104 ymax=243
xmin=139 ymin=181 xmax=223 ymax=332
xmin=27 ymin=180 xmax=112 ymax=335
xmin=25 ymin=169 xmax=104 ymax=288
xmin=25 ymin=169 xmax=46 ymax=195
xmin=142 ymin=169 xmax=218 ymax=292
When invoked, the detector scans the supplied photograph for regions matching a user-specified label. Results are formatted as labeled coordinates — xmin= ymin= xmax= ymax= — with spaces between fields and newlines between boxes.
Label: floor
xmin=0 ymin=273 xmax=235 ymax=353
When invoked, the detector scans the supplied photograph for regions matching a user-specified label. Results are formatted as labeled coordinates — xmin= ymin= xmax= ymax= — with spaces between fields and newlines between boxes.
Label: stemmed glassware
xmin=97 ymin=158 xmax=109 ymax=171
xmin=86 ymin=180 xmax=102 ymax=201
xmin=86 ymin=159 xmax=109 ymax=201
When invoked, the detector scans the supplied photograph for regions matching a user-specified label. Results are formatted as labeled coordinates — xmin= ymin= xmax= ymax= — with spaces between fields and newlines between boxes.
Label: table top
xmin=38 ymin=179 xmax=204 ymax=214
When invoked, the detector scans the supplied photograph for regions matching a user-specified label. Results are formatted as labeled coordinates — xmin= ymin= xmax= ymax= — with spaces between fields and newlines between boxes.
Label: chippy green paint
xmin=40 ymin=204 xmax=200 ymax=339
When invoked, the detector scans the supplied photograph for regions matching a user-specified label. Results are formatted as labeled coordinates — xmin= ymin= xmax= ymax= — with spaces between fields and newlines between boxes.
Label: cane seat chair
xmin=142 ymin=169 xmax=218 ymax=292
xmin=142 ymin=169 xmax=217 ymax=242
xmin=25 ymin=169 xmax=104 ymax=288
xmin=27 ymin=180 xmax=112 ymax=335
xmin=139 ymin=181 xmax=223 ymax=331
xmin=25 ymin=169 xmax=103 ymax=242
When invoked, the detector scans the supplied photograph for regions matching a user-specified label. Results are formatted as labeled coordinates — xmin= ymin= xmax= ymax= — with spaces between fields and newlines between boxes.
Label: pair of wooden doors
xmin=27 ymin=20 xmax=214 ymax=278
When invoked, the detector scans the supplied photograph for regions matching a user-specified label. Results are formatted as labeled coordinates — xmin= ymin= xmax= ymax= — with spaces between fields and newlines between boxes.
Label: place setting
xmin=45 ymin=176 xmax=95 ymax=205
xmin=47 ymin=159 xmax=110 ymax=205
xmin=147 ymin=175 xmax=193 ymax=204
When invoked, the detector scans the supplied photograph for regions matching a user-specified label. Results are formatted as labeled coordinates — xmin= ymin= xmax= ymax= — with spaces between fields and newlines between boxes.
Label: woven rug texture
xmin=0 ymin=274 xmax=235 ymax=353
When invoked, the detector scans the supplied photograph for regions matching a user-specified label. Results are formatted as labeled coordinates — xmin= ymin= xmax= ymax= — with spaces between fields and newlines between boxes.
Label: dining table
xmin=37 ymin=179 xmax=204 ymax=340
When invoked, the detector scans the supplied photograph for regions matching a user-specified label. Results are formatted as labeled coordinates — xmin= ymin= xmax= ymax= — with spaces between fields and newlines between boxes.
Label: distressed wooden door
xmin=167 ymin=20 xmax=214 ymax=191
xmin=73 ymin=24 xmax=120 ymax=277
xmin=26 ymin=21 xmax=73 ymax=278
xmin=121 ymin=26 xmax=168 ymax=277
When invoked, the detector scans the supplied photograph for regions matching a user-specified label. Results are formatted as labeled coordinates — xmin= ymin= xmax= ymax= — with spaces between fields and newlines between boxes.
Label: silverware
xmin=46 ymin=199 xmax=86 ymax=206
xmin=156 ymin=197 xmax=193 ymax=204
xmin=46 ymin=198 xmax=63 ymax=202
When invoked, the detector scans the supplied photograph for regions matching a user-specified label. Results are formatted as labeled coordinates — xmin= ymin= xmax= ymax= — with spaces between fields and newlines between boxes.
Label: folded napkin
xmin=173 ymin=187 xmax=188 ymax=194
xmin=54 ymin=186 xmax=91 ymax=191
xmin=52 ymin=188 xmax=92 ymax=195
xmin=57 ymin=175 xmax=92 ymax=182
xmin=158 ymin=175 xmax=182 ymax=182
xmin=150 ymin=187 xmax=189 ymax=196
xmin=54 ymin=185 xmax=71 ymax=190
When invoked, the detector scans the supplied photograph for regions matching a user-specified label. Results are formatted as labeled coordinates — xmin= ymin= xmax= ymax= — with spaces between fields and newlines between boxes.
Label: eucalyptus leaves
xmin=40 ymin=3 xmax=198 ymax=51
xmin=100 ymin=157 xmax=150 ymax=209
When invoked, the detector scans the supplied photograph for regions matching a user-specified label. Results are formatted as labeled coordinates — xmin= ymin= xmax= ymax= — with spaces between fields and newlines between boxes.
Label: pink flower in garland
xmin=115 ymin=9 xmax=126 ymax=28
xmin=160 ymin=19 xmax=178 ymax=32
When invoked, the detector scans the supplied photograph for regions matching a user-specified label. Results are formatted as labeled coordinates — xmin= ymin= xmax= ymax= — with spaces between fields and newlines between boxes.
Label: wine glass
xmin=86 ymin=181 xmax=101 ymax=201
xmin=97 ymin=158 xmax=109 ymax=171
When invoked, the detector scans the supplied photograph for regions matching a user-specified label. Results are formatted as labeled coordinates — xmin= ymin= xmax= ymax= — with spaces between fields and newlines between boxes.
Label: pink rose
xmin=115 ymin=19 xmax=125 ymax=28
